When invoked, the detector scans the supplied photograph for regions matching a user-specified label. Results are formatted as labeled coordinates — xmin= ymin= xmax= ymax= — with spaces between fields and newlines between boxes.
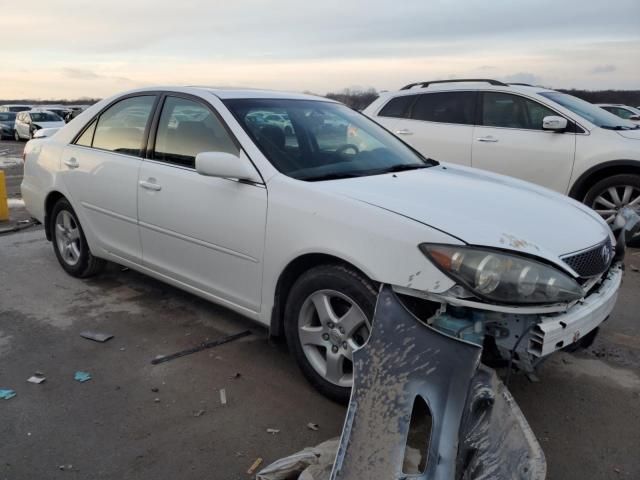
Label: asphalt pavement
xmin=1 ymin=139 xmax=639 ymax=479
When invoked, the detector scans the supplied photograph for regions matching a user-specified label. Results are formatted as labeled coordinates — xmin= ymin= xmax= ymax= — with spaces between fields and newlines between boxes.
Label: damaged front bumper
xmin=395 ymin=262 xmax=623 ymax=373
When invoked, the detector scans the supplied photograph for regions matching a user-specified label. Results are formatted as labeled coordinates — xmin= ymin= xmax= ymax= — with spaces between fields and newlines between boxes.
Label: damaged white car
xmin=21 ymin=87 xmax=629 ymax=402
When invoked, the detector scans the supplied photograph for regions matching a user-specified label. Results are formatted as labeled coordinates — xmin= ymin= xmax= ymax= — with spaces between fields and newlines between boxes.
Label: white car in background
xmin=22 ymin=86 xmax=625 ymax=402
xmin=364 ymin=80 xmax=640 ymax=231
xmin=14 ymin=109 xmax=66 ymax=140
xmin=596 ymin=104 xmax=640 ymax=124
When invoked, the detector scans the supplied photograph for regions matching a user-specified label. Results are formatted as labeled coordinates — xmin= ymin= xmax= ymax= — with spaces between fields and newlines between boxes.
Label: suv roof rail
xmin=400 ymin=79 xmax=508 ymax=90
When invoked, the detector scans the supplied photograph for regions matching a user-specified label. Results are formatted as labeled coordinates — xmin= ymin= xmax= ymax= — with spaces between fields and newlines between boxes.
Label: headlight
xmin=420 ymin=244 xmax=584 ymax=305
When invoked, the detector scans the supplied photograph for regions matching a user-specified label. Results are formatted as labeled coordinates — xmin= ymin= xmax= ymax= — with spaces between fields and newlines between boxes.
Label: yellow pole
xmin=0 ymin=171 xmax=9 ymax=221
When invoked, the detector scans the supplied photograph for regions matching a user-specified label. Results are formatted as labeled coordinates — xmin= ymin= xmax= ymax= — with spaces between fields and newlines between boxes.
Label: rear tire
xmin=583 ymin=174 xmax=640 ymax=246
xmin=284 ymin=264 xmax=377 ymax=404
xmin=50 ymin=198 xmax=105 ymax=278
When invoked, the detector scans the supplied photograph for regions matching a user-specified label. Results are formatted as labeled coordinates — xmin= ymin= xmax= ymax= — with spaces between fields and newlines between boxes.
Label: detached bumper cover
xmin=528 ymin=263 xmax=622 ymax=358
xmin=330 ymin=286 xmax=546 ymax=480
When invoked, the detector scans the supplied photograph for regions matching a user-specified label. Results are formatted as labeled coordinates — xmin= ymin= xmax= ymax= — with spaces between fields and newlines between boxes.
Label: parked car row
xmin=0 ymin=104 xmax=92 ymax=140
xmin=21 ymin=84 xmax=638 ymax=402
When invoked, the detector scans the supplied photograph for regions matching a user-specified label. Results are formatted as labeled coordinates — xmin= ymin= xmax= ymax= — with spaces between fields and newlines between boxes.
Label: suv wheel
xmin=51 ymin=198 xmax=105 ymax=278
xmin=584 ymin=174 xmax=640 ymax=245
xmin=284 ymin=264 xmax=376 ymax=403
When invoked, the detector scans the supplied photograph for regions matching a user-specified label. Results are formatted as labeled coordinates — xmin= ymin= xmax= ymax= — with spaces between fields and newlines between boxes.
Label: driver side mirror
xmin=542 ymin=116 xmax=568 ymax=132
xmin=542 ymin=115 xmax=567 ymax=132
xmin=195 ymin=151 xmax=262 ymax=183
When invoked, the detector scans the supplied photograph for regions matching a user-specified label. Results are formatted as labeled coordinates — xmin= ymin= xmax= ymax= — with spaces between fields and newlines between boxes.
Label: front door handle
xmin=63 ymin=158 xmax=79 ymax=169
xmin=139 ymin=180 xmax=162 ymax=191
xmin=395 ymin=129 xmax=413 ymax=135
xmin=476 ymin=136 xmax=499 ymax=143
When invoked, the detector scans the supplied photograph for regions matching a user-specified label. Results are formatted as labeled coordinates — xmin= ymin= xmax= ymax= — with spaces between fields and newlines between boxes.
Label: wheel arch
xmin=43 ymin=191 xmax=67 ymax=241
xmin=269 ymin=253 xmax=376 ymax=338
xmin=569 ymin=160 xmax=640 ymax=201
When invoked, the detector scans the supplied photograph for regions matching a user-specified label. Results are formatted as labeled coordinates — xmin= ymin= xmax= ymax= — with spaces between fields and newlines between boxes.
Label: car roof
xmin=381 ymin=81 xmax=556 ymax=97
xmin=105 ymin=86 xmax=336 ymax=103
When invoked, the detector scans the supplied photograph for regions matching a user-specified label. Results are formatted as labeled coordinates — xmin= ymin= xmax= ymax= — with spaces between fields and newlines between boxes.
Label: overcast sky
xmin=1 ymin=0 xmax=638 ymax=99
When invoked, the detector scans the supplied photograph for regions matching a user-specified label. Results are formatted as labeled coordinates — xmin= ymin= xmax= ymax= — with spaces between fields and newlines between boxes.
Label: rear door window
xmin=410 ymin=92 xmax=476 ymax=125
xmin=92 ymin=96 xmax=155 ymax=157
xmin=152 ymin=96 xmax=239 ymax=168
xmin=378 ymin=95 xmax=417 ymax=118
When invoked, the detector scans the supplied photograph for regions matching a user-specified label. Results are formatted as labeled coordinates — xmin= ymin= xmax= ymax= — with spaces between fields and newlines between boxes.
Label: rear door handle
xmin=395 ymin=129 xmax=413 ymax=135
xmin=476 ymin=136 xmax=498 ymax=143
xmin=139 ymin=180 xmax=162 ymax=191
xmin=63 ymin=158 xmax=79 ymax=169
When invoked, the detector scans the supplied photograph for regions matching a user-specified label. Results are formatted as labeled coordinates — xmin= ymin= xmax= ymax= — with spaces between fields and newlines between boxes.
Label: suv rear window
xmin=378 ymin=95 xmax=417 ymax=118
xmin=410 ymin=92 xmax=476 ymax=125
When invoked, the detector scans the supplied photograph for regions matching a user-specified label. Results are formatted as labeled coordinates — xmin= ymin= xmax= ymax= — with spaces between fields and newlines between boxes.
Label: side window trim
xmin=145 ymin=92 xmax=243 ymax=168
xmin=477 ymin=91 xmax=579 ymax=133
xmin=71 ymin=93 xmax=161 ymax=157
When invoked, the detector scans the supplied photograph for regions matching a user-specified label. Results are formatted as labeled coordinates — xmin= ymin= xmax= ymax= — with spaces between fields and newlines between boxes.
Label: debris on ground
xmin=58 ymin=465 xmax=73 ymax=471
xmin=193 ymin=409 xmax=206 ymax=417
xmin=247 ymin=458 xmax=263 ymax=475
xmin=150 ymin=330 xmax=251 ymax=365
xmin=229 ymin=372 xmax=242 ymax=379
xmin=73 ymin=371 xmax=92 ymax=383
xmin=154 ymin=398 xmax=160 ymax=403
xmin=306 ymin=423 xmax=319 ymax=431
xmin=630 ymin=264 xmax=639 ymax=272
xmin=80 ymin=331 xmax=114 ymax=343
xmin=256 ymin=439 xmax=338 ymax=480
xmin=0 ymin=389 xmax=16 ymax=400
xmin=266 ymin=428 xmax=280 ymax=435
xmin=151 ymin=387 xmax=159 ymax=393
xmin=219 ymin=388 xmax=227 ymax=405
xmin=27 ymin=373 xmax=46 ymax=384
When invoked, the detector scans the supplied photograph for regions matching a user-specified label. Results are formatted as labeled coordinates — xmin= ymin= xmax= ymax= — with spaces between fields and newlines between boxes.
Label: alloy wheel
xmin=297 ymin=289 xmax=370 ymax=388
xmin=55 ymin=210 xmax=82 ymax=266
xmin=591 ymin=184 xmax=640 ymax=224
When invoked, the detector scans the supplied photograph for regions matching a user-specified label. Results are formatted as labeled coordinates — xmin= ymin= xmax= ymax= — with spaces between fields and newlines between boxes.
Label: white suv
xmin=596 ymin=104 xmax=640 ymax=124
xmin=364 ymin=80 xmax=640 ymax=229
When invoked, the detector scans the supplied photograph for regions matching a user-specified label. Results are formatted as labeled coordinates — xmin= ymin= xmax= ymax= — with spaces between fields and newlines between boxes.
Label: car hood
xmin=319 ymin=164 xmax=611 ymax=266
xmin=34 ymin=121 xmax=65 ymax=128
xmin=617 ymin=128 xmax=640 ymax=140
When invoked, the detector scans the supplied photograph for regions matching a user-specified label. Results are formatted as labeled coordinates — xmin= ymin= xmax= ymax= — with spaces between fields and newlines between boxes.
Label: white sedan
xmin=22 ymin=87 xmax=623 ymax=402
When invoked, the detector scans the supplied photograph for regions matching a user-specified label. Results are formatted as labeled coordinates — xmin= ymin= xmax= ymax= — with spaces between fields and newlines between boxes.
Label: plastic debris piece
xmin=80 ymin=331 xmax=114 ymax=343
xmin=247 ymin=458 xmax=263 ymax=475
xmin=256 ymin=439 xmax=339 ymax=480
xmin=630 ymin=264 xmax=639 ymax=272
xmin=193 ymin=409 xmax=206 ymax=417
xmin=307 ymin=423 xmax=319 ymax=431
xmin=219 ymin=388 xmax=227 ymax=405
xmin=266 ymin=428 xmax=280 ymax=435
xmin=151 ymin=387 xmax=159 ymax=393
xmin=27 ymin=374 xmax=46 ymax=384
xmin=0 ymin=389 xmax=16 ymax=400
xmin=74 ymin=371 xmax=92 ymax=383
xmin=151 ymin=330 xmax=251 ymax=365
xmin=154 ymin=398 xmax=160 ymax=403
xmin=230 ymin=372 xmax=242 ymax=379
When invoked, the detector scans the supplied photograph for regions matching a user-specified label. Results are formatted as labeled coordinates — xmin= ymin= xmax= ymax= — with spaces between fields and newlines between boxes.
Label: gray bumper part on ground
xmin=259 ymin=286 xmax=546 ymax=480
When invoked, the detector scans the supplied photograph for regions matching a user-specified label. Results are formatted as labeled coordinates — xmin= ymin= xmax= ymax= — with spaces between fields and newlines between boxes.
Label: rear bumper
xmin=528 ymin=263 xmax=622 ymax=358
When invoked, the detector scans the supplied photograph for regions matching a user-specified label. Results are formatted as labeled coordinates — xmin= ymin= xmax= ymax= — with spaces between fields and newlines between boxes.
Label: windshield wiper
xmin=301 ymin=172 xmax=366 ymax=182
xmin=367 ymin=163 xmax=432 ymax=175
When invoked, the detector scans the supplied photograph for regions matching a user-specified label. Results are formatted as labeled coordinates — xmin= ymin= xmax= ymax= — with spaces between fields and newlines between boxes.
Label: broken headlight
xmin=420 ymin=244 xmax=584 ymax=305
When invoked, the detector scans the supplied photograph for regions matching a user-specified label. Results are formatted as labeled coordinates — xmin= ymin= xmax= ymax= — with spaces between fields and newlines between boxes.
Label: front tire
xmin=583 ymin=174 xmax=640 ymax=245
xmin=50 ymin=198 xmax=105 ymax=278
xmin=284 ymin=264 xmax=377 ymax=403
